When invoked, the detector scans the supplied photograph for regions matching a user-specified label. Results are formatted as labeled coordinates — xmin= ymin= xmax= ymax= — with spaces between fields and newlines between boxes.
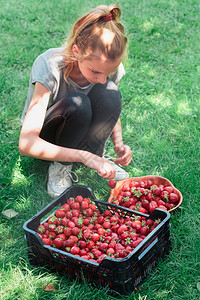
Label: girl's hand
xmin=81 ymin=152 xmax=116 ymax=179
xmin=113 ymin=145 xmax=132 ymax=166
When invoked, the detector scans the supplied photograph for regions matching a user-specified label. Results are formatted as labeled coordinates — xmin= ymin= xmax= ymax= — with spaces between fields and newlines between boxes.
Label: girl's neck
xmin=69 ymin=62 xmax=90 ymax=87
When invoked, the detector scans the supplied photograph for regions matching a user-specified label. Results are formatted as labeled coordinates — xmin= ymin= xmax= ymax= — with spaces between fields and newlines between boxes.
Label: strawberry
xmin=91 ymin=249 xmax=102 ymax=259
xmin=85 ymin=208 xmax=94 ymax=217
xmin=48 ymin=216 xmax=57 ymax=224
xmin=52 ymin=238 xmax=63 ymax=248
xmin=68 ymin=221 xmax=75 ymax=228
xmin=60 ymin=203 xmax=70 ymax=212
xmin=42 ymin=237 xmax=53 ymax=246
xmin=164 ymin=186 xmax=174 ymax=194
xmin=61 ymin=217 xmax=69 ymax=227
xmin=122 ymin=183 xmax=131 ymax=192
xmin=81 ymin=201 xmax=89 ymax=210
xmin=103 ymin=221 xmax=111 ymax=229
xmin=106 ymin=248 xmax=115 ymax=256
xmin=79 ymin=240 xmax=87 ymax=249
xmin=70 ymin=246 xmax=80 ymax=255
xmin=117 ymin=224 xmax=128 ymax=235
xmin=140 ymin=226 xmax=150 ymax=236
xmin=55 ymin=209 xmax=65 ymax=219
xmin=158 ymin=205 xmax=168 ymax=211
xmin=108 ymin=179 xmax=117 ymax=189
xmin=149 ymin=201 xmax=158 ymax=212
xmin=169 ymin=193 xmax=178 ymax=204
xmin=49 ymin=224 xmax=57 ymax=232
xmin=75 ymin=195 xmax=83 ymax=203
xmin=91 ymin=233 xmax=100 ymax=242
xmin=37 ymin=225 xmax=46 ymax=235
xmin=65 ymin=239 xmax=75 ymax=247
xmin=71 ymin=227 xmax=80 ymax=236
xmin=132 ymin=238 xmax=143 ymax=248
xmin=146 ymin=219 xmax=154 ymax=227
xmin=142 ymin=199 xmax=150 ymax=210
xmin=97 ymin=215 xmax=104 ymax=224
xmin=48 ymin=231 xmax=56 ymax=240
xmin=103 ymin=210 xmax=112 ymax=217
xmin=64 ymin=227 xmax=72 ymax=237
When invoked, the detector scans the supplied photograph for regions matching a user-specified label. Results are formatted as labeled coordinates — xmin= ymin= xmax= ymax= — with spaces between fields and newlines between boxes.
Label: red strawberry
xmin=158 ymin=205 xmax=168 ymax=211
xmin=97 ymin=227 xmax=106 ymax=236
xmin=85 ymin=208 xmax=94 ymax=217
xmin=146 ymin=219 xmax=154 ymax=227
xmin=64 ymin=227 xmax=72 ymax=237
xmin=169 ymin=193 xmax=178 ymax=204
xmin=106 ymin=248 xmax=115 ymax=256
xmin=117 ymin=224 xmax=128 ymax=235
xmin=71 ymin=202 xmax=80 ymax=210
xmin=60 ymin=203 xmax=70 ymax=212
xmin=71 ymin=227 xmax=80 ymax=236
xmin=122 ymin=183 xmax=130 ymax=192
xmin=48 ymin=231 xmax=56 ymax=240
xmin=164 ymin=186 xmax=174 ymax=194
xmin=52 ymin=238 xmax=63 ymax=249
xmin=87 ymin=240 xmax=95 ymax=250
xmin=48 ymin=216 xmax=57 ymax=224
xmin=49 ymin=224 xmax=57 ymax=232
xmin=43 ymin=222 xmax=49 ymax=230
xmin=68 ymin=221 xmax=75 ymax=228
xmin=65 ymin=239 xmax=75 ymax=247
xmin=61 ymin=217 xmax=69 ymax=227
xmin=55 ymin=209 xmax=65 ymax=219
xmin=37 ymin=225 xmax=46 ymax=235
xmin=108 ymin=179 xmax=117 ymax=189
xmin=42 ymin=237 xmax=53 ymax=246
xmin=91 ymin=233 xmax=100 ymax=242
xmin=140 ymin=226 xmax=150 ymax=236
xmin=69 ymin=235 xmax=79 ymax=244
xmin=132 ymin=238 xmax=143 ymax=248
xmin=81 ymin=201 xmax=89 ymax=210
xmin=103 ymin=221 xmax=111 ymax=229
xmin=91 ymin=249 xmax=102 ymax=259
xmin=149 ymin=200 xmax=158 ymax=212
xmin=57 ymin=233 xmax=66 ymax=241
xmin=142 ymin=200 xmax=150 ymax=210
xmin=79 ymin=240 xmax=87 ymax=249
xmin=75 ymin=195 xmax=83 ymax=203
xmin=103 ymin=210 xmax=112 ymax=217
xmin=70 ymin=246 xmax=80 ymax=255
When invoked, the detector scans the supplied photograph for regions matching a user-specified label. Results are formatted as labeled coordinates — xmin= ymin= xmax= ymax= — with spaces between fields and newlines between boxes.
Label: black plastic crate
xmin=23 ymin=185 xmax=171 ymax=295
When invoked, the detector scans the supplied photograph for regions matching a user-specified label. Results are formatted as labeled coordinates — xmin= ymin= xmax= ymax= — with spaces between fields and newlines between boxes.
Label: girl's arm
xmin=19 ymin=82 xmax=117 ymax=178
xmin=110 ymin=118 xmax=132 ymax=166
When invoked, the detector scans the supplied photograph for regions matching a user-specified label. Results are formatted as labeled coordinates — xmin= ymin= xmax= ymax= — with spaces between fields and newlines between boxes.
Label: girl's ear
xmin=72 ymin=44 xmax=82 ymax=59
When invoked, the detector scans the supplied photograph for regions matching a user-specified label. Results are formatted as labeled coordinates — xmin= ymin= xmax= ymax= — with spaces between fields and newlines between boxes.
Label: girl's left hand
xmin=113 ymin=145 xmax=132 ymax=166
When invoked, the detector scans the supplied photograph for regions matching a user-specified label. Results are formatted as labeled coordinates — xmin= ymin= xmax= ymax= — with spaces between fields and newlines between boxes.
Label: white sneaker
xmin=103 ymin=155 xmax=129 ymax=181
xmin=47 ymin=162 xmax=78 ymax=198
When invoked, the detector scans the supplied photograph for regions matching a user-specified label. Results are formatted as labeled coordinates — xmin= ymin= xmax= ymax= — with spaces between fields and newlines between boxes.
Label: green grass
xmin=0 ymin=0 xmax=200 ymax=299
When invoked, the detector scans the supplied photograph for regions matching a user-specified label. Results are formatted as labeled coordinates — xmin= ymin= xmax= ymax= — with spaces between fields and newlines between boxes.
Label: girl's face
xmin=73 ymin=46 xmax=123 ymax=84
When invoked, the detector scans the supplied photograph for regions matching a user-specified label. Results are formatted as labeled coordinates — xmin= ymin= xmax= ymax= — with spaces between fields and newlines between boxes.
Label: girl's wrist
xmin=77 ymin=150 xmax=94 ymax=165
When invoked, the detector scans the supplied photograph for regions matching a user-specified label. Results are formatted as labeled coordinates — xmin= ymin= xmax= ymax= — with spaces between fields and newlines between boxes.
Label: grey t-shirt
xmin=21 ymin=47 xmax=126 ymax=124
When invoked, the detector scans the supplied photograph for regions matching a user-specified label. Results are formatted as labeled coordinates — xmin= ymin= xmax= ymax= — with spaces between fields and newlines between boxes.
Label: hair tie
xmin=102 ymin=13 xmax=113 ymax=22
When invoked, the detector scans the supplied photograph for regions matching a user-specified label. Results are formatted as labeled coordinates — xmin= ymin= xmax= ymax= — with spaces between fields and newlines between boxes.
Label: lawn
xmin=0 ymin=0 xmax=200 ymax=299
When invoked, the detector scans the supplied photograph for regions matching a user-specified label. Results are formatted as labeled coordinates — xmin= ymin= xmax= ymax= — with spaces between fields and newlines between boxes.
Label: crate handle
xmin=138 ymin=237 xmax=158 ymax=260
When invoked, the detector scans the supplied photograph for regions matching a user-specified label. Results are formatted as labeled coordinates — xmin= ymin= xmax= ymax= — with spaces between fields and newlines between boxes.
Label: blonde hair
xmin=62 ymin=4 xmax=127 ymax=81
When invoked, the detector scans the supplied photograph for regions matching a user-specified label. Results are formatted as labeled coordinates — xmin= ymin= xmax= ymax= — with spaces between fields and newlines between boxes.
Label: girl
xmin=19 ymin=4 xmax=132 ymax=198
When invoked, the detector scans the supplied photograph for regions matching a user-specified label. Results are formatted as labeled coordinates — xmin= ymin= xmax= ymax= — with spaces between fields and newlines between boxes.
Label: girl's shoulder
xmin=36 ymin=47 xmax=64 ymax=64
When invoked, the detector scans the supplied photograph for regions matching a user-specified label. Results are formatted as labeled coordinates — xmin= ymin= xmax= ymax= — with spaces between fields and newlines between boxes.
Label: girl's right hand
xmin=81 ymin=152 xmax=116 ymax=179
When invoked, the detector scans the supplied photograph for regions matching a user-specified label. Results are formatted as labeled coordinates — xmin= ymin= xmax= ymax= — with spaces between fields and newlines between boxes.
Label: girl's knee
xmin=88 ymin=80 xmax=122 ymax=113
xmin=68 ymin=94 xmax=92 ymax=121
xmin=48 ymin=93 xmax=92 ymax=124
